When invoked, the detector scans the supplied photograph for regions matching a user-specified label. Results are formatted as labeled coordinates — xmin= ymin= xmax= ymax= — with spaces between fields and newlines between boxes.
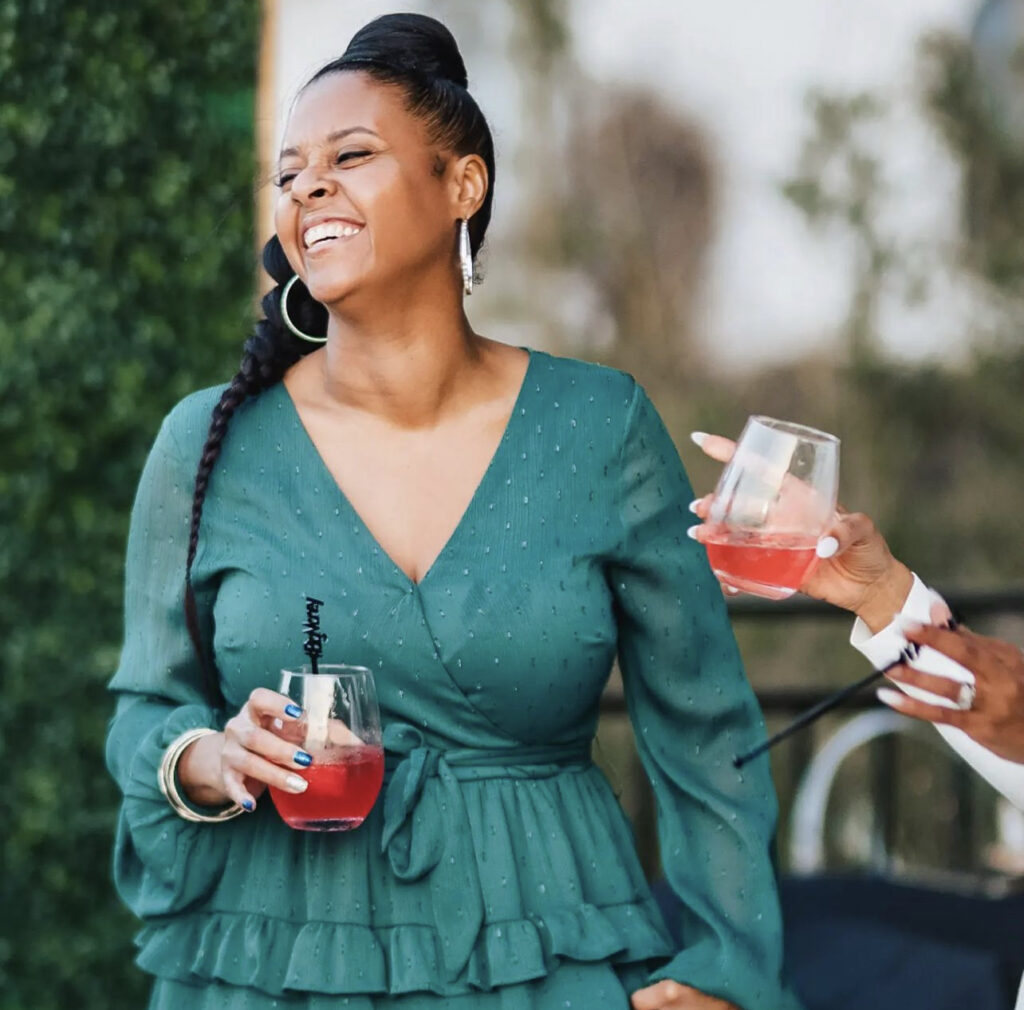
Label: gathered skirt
xmin=148 ymin=960 xmax=652 ymax=1009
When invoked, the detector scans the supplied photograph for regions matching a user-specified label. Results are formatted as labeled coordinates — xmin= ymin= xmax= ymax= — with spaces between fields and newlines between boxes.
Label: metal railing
xmin=598 ymin=587 xmax=1024 ymax=880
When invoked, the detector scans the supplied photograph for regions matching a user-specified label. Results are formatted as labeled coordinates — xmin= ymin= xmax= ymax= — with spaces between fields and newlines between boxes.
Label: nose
xmin=290 ymin=165 xmax=337 ymax=204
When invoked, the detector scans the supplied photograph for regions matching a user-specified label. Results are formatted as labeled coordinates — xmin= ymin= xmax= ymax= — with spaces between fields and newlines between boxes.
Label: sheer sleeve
xmin=608 ymin=383 xmax=793 ymax=1009
xmin=105 ymin=412 xmax=233 ymax=919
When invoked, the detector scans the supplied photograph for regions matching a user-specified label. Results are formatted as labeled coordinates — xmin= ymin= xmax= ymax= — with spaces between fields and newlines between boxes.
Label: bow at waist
xmin=379 ymin=721 xmax=592 ymax=981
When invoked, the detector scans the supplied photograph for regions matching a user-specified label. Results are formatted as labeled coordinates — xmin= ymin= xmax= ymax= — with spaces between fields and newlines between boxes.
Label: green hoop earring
xmin=280 ymin=275 xmax=328 ymax=344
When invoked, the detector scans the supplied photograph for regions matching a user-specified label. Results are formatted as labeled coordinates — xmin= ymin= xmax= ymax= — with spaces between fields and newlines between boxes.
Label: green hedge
xmin=0 ymin=3 xmax=257 ymax=1007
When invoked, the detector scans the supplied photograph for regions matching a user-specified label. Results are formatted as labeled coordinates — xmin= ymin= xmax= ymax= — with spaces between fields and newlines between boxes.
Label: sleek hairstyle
xmin=183 ymin=13 xmax=496 ymax=690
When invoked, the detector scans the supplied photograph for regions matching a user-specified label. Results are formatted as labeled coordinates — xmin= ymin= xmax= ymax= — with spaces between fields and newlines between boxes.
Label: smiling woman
xmin=104 ymin=12 xmax=796 ymax=1010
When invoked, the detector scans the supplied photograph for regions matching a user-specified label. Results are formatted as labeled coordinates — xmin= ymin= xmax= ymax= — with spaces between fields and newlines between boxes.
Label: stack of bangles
xmin=158 ymin=727 xmax=244 ymax=823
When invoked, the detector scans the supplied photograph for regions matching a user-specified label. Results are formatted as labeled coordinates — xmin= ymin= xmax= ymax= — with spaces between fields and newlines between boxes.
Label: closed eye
xmin=336 ymin=150 xmax=372 ymax=165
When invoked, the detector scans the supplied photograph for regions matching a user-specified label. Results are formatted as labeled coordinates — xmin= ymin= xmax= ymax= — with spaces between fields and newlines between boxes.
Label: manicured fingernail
xmin=284 ymin=704 xmax=302 ymax=718
xmin=688 ymin=499 xmax=701 ymax=514
xmin=876 ymin=688 xmax=904 ymax=707
xmin=271 ymin=717 xmax=284 ymax=731
xmin=242 ymin=799 xmax=255 ymax=812
xmin=285 ymin=774 xmax=308 ymax=793
xmin=293 ymin=750 xmax=313 ymax=767
xmin=690 ymin=431 xmax=709 ymax=447
xmin=816 ymin=536 xmax=839 ymax=559
xmin=686 ymin=525 xmax=700 ymax=540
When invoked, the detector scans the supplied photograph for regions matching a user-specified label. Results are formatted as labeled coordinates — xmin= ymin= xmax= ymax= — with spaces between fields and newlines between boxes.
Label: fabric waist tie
xmin=380 ymin=721 xmax=592 ymax=981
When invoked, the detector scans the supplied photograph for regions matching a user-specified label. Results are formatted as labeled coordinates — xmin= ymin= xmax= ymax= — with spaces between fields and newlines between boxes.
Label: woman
xmin=106 ymin=14 xmax=796 ymax=1010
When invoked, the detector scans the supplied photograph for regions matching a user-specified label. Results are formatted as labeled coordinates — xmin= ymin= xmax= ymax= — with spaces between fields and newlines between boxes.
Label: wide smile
xmin=301 ymin=219 xmax=364 ymax=253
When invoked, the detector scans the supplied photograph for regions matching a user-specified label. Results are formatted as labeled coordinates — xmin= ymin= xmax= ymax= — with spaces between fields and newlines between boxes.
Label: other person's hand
xmin=878 ymin=615 xmax=1024 ymax=763
xmin=688 ymin=433 xmax=912 ymax=630
xmin=177 ymin=688 xmax=312 ymax=810
xmin=631 ymin=979 xmax=738 ymax=1009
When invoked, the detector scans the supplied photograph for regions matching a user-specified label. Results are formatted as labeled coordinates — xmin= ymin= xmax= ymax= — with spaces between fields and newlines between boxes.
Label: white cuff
xmin=850 ymin=575 xmax=1024 ymax=811
xmin=850 ymin=573 xmax=934 ymax=669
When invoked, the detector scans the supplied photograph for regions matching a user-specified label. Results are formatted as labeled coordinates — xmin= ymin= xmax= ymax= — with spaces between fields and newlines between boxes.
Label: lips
xmin=301 ymin=217 xmax=364 ymax=250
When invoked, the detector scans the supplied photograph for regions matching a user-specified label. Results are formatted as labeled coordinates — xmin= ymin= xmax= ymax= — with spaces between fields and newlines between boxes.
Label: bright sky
xmin=270 ymin=0 xmax=987 ymax=369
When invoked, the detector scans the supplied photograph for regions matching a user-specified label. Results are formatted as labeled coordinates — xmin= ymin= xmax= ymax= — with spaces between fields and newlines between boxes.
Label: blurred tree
xmin=781 ymin=91 xmax=894 ymax=369
xmin=563 ymin=88 xmax=716 ymax=385
xmin=0 ymin=2 xmax=258 ymax=1007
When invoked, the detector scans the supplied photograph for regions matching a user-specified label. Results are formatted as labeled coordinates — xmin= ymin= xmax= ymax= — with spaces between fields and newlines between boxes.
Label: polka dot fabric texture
xmin=106 ymin=350 xmax=795 ymax=1009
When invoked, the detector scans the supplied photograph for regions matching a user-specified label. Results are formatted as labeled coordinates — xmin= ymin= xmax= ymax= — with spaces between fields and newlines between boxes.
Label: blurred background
xmin=3 ymin=1 xmax=1024 ymax=1007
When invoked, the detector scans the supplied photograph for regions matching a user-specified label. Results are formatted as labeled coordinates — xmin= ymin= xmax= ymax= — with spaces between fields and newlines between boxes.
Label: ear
xmin=448 ymin=153 xmax=488 ymax=221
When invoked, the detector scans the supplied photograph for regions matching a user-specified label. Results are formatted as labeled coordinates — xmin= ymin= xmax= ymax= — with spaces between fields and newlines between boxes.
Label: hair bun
xmin=340 ymin=13 xmax=468 ymax=88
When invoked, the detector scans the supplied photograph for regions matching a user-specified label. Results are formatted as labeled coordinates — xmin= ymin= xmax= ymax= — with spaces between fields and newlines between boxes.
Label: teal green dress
xmin=106 ymin=350 xmax=792 ymax=1009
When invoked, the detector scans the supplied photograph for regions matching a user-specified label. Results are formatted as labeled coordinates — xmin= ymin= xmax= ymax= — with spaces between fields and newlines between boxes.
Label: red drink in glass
xmin=273 ymin=664 xmax=383 ymax=832
xmin=269 ymin=744 xmax=385 ymax=831
xmin=702 ymin=527 xmax=819 ymax=600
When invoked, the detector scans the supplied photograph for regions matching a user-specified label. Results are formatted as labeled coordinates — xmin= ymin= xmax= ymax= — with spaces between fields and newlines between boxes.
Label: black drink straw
xmin=303 ymin=596 xmax=328 ymax=675
xmin=733 ymin=643 xmax=922 ymax=769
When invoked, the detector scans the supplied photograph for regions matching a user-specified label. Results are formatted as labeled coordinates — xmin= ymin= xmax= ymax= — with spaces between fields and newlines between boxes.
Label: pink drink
xmin=269 ymin=745 xmax=385 ymax=831
xmin=703 ymin=527 xmax=819 ymax=600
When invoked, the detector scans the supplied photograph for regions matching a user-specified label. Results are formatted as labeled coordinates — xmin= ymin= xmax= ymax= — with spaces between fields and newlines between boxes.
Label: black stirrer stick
xmin=302 ymin=596 xmax=328 ymax=675
xmin=733 ymin=644 xmax=921 ymax=769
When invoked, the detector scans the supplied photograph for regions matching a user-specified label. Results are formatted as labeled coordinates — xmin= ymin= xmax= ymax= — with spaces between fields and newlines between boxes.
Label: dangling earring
xmin=459 ymin=219 xmax=473 ymax=296
xmin=280 ymin=275 xmax=328 ymax=344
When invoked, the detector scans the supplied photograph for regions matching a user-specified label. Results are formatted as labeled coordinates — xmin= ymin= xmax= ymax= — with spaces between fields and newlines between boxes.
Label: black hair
xmin=182 ymin=13 xmax=496 ymax=692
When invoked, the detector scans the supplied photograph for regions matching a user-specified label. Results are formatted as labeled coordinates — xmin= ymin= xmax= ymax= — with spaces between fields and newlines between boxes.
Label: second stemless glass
xmin=267 ymin=664 xmax=384 ymax=832
xmin=703 ymin=416 xmax=840 ymax=599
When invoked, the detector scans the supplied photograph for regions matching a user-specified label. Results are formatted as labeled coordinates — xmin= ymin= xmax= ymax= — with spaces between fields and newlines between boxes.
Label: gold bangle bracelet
xmin=158 ymin=727 xmax=244 ymax=823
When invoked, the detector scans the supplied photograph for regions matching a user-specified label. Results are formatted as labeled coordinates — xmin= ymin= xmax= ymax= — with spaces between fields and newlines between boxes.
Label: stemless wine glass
xmin=703 ymin=416 xmax=840 ymax=600
xmin=267 ymin=664 xmax=385 ymax=832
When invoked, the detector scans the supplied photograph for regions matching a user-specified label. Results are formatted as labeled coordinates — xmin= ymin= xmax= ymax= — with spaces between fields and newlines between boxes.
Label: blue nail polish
xmin=242 ymin=799 xmax=255 ymax=812
xmin=293 ymin=750 xmax=313 ymax=767
xmin=284 ymin=703 xmax=302 ymax=718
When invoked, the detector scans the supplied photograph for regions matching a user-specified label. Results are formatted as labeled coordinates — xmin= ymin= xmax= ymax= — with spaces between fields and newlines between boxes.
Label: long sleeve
xmin=105 ymin=411 xmax=233 ymax=919
xmin=850 ymin=575 xmax=1024 ymax=811
xmin=609 ymin=384 xmax=795 ymax=1010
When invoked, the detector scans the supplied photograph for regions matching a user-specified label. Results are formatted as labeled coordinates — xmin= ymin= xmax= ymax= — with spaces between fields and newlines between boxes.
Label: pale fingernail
xmin=272 ymin=717 xmax=284 ymax=731
xmin=285 ymin=774 xmax=308 ymax=793
xmin=689 ymin=431 xmax=709 ymax=447
xmin=816 ymin=536 xmax=839 ymax=559
xmin=688 ymin=499 xmax=701 ymax=514
xmin=876 ymin=688 xmax=905 ymax=707
xmin=686 ymin=525 xmax=700 ymax=540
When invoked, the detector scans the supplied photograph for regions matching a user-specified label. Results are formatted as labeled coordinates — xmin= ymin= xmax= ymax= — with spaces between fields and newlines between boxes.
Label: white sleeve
xmin=850 ymin=574 xmax=1024 ymax=811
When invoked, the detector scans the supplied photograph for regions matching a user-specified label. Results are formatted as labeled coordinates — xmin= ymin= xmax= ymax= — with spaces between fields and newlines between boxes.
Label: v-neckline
xmin=277 ymin=348 xmax=536 ymax=590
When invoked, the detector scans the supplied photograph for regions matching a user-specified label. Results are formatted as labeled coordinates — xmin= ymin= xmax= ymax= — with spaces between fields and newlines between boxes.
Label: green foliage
xmin=0 ymin=2 xmax=258 ymax=1007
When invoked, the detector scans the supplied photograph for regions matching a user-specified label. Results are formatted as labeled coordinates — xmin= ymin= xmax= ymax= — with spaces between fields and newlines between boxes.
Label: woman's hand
xmin=878 ymin=617 xmax=1024 ymax=763
xmin=177 ymin=688 xmax=313 ymax=810
xmin=631 ymin=980 xmax=738 ymax=1009
xmin=688 ymin=433 xmax=913 ymax=631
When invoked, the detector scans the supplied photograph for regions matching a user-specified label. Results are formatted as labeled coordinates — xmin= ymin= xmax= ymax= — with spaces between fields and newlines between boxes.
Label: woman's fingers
xmin=226 ymin=719 xmax=314 ymax=770
xmin=823 ymin=510 xmax=878 ymax=556
xmin=899 ymin=622 xmax=989 ymax=675
xmin=631 ymin=979 xmax=736 ymax=1009
xmin=689 ymin=432 xmax=736 ymax=464
xmin=688 ymin=494 xmax=713 ymax=519
xmin=221 ymin=766 xmax=258 ymax=811
xmin=246 ymin=687 xmax=302 ymax=722
xmin=222 ymin=738 xmax=310 ymax=794
xmin=885 ymin=665 xmax=967 ymax=705
xmin=876 ymin=686 xmax=968 ymax=729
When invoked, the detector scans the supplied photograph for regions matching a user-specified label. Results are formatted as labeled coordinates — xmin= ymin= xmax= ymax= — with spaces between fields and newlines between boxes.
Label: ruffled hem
xmin=135 ymin=899 xmax=673 ymax=997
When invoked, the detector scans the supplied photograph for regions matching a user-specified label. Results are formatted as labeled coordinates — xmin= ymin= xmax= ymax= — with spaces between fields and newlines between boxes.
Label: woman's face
xmin=274 ymin=72 xmax=465 ymax=307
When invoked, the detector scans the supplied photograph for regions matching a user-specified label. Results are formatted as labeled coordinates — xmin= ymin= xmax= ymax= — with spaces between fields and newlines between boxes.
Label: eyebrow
xmin=278 ymin=126 xmax=382 ymax=161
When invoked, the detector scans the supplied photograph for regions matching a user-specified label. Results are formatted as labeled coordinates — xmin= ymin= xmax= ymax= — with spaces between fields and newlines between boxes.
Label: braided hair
xmin=183 ymin=13 xmax=497 ymax=696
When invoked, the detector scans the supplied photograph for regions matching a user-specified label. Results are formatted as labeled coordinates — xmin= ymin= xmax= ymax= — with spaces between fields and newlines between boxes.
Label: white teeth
xmin=303 ymin=221 xmax=362 ymax=248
